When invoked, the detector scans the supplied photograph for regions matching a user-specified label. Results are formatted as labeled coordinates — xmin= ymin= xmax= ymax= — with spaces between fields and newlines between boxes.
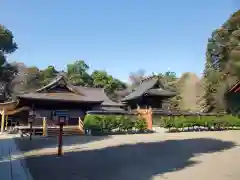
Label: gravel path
xmin=14 ymin=131 xmax=240 ymax=180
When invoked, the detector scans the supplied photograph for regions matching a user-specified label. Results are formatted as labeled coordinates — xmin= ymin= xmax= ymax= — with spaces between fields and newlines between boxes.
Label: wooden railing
xmin=41 ymin=117 xmax=84 ymax=137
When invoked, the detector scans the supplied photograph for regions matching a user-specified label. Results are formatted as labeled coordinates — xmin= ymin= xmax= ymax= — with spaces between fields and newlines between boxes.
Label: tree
xmin=163 ymin=71 xmax=177 ymax=83
xmin=202 ymin=10 xmax=240 ymax=112
xmin=0 ymin=25 xmax=18 ymax=81
xmin=129 ymin=69 xmax=145 ymax=86
xmin=9 ymin=63 xmax=41 ymax=93
xmin=159 ymin=71 xmax=181 ymax=110
xmin=39 ymin=66 xmax=58 ymax=85
xmin=0 ymin=25 xmax=18 ymax=100
xmin=0 ymin=25 xmax=17 ymax=60
xmin=67 ymin=60 xmax=92 ymax=86
xmin=91 ymin=70 xmax=126 ymax=93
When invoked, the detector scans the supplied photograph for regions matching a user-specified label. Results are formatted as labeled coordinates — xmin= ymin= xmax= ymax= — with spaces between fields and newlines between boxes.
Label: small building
xmin=225 ymin=81 xmax=240 ymax=114
xmin=121 ymin=76 xmax=177 ymax=110
xmin=15 ymin=74 xmax=124 ymax=125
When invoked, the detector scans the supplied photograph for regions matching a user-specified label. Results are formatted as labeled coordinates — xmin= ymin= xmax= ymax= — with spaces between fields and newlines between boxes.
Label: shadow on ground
xmin=17 ymin=138 xmax=236 ymax=180
xmin=14 ymin=135 xmax=110 ymax=153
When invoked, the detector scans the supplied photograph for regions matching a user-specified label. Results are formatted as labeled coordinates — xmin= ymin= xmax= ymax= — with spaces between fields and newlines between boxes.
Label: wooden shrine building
xmin=15 ymin=74 xmax=124 ymax=125
xmin=120 ymin=76 xmax=177 ymax=110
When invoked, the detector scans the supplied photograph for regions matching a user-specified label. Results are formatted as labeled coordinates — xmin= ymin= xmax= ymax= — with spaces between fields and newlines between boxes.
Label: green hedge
xmin=153 ymin=115 xmax=240 ymax=131
xmin=84 ymin=114 xmax=148 ymax=133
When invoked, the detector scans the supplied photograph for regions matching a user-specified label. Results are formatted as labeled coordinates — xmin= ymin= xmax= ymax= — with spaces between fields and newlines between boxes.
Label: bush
xmin=84 ymin=114 xmax=148 ymax=134
xmin=154 ymin=114 xmax=240 ymax=132
xmin=84 ymin=114 xmax=103 ymax=130
xmin=84 ymin=114 xmax=240 ymax=134
xmin=134 ymin=118 xmax=148 ymax=132
xmin=119 ymin=116 xmax=135 ymax=131
xmin=152 ymin=116 xmax=165 ymax=127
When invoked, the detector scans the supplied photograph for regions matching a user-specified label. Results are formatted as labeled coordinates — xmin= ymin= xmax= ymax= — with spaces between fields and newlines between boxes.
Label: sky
xmin=0 ymin=0 xmax=238 ymax=82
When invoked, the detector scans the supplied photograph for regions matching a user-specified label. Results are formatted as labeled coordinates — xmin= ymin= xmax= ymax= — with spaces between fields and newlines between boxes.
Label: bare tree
xmin=129 ymin=69 xmax=145 ymax=86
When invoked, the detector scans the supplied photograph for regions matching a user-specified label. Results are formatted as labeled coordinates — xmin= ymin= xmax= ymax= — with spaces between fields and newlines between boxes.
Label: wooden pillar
xmin=58 ymin=124 xmax=63 ymax=156
xmin=136 ymin=107 xmax=153 ymax=131
xmin=1 ymin=109 xmax=5 ymax=133
xmin=78 ymin=117 xmax=83 ymax=132
xmin=5 ymin=115 xmax=8 ymax=130
xmin=42 ymin=117 xmax=48 ymax=136
xmin=147 ymin=108 xmax=153 ymax=130
xmin=29 ymin=121 xmax=33 ymax=140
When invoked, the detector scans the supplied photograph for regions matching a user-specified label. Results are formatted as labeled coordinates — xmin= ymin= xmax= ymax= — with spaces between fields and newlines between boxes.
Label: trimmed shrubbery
xmin=84 ymin=114 xmax=148 ymax=135
xmin=153 ymin=115 xmax=240 ymax=132
xmin=84 ymin=114 xmax=240 ymax=135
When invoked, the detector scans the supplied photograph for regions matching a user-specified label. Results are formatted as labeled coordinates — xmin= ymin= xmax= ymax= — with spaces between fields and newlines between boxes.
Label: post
xmin=5 ymin=115 xmax=8 ymax=130
xmin=78 ymin=117 xmax=83 ymax=132
xmin=58 ymin=124 xmax=63 ymax=156
xmin=1 ymin=109 xmax=5 ymax=133
xmin=29 ymin=122 xmax=33 ymax=140
xmin=147 ymin=108 xmax=153 ymax=131
xmin=29 ymin=109 xmax=35 ymax=139
xmin=42 ymin=117 xmax=48 ymax=136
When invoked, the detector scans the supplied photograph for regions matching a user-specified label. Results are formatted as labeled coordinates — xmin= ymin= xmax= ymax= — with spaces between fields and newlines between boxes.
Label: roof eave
xmin=17 ymin=95 xmax=103 ymax=104
xmin=229 ymin=81 xmax=240 ymax=92
xmin=146 ymin=92 xmax=177 ymax=97
xmin=121 ymin=96 xmax=139 ymax=102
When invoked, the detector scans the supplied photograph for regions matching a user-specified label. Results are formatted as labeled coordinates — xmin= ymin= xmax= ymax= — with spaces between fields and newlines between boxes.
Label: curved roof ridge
xmin=102 ymin=88 xmax=120 ymax=102
xmin=74 ymin=85 xmax=104 ymax=90
xmin=102 ymin=88 xmax=124 ymax=106
xmin=36 ymin=74 xmax=82 ymax=95
xmin=122 ymin=78 xmax=159 ymax=101
xmin=36 ymin=75 xmax=63 ymax=92
xmin=140 ymin=76 xmax=158 ymax=84
xmin=73 ymin=85 xmax=123 ymax=106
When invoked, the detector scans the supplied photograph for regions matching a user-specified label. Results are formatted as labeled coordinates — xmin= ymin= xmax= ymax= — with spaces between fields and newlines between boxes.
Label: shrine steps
xmin=47 ymin=126 xmax=84 ymax=137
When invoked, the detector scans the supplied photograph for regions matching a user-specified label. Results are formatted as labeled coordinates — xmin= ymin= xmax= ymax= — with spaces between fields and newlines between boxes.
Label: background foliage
xmin=202 ymin=10 xmax=240 ymax=113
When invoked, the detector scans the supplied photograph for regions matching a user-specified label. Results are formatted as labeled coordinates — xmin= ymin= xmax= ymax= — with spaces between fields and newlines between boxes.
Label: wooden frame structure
xmin=0 ymin=101 xmax=30 ymax=133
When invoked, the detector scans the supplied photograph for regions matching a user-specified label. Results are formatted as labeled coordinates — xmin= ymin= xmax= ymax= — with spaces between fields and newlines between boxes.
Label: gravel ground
xmin=14 ymin=131 xmax=240 ymax=180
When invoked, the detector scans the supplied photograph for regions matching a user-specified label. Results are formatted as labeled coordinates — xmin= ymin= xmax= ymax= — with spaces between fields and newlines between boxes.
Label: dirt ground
xmin=13 ymin=131 xmax=240 ymax=180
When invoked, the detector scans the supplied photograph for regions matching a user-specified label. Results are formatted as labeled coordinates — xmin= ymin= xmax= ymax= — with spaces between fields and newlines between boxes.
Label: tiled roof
xmin=17 ymin=92 xmax=103 ymax=103
xmin=115 ymin=88 xmax=133 ymax=97
xmin=36 ymin=75 xmax=80 ymax=94
xmin=122 ymin=78 xmax=159 ymax=101
xmin=146 ymin=88 xmax=177 ymax=97
xmin=17 ymin=74 xmax=123 ymax=106
xmin=122 ymin=77 xmax=177 ymax=101
xmin=74 ymin=86 xmax=124 ymax=106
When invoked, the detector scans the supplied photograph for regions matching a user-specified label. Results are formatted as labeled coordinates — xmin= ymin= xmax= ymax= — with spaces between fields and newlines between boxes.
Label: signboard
xmin=55 ymin=110 xmax=69 ymax=116
xmin=56 ymin=116 xmax=66 ymax=125
xmin=59 ymin=116 xmax=65 ymax=123
xmin=28 ymin=110 xmax=36 ymax=123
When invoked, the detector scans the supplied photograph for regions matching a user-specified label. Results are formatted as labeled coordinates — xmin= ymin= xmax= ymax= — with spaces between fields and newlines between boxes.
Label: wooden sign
xmin=56 ymin=116 xmax=66 ymax=125
xmin=28 ymin=110 xmax=36 ymax=123
xmin=55 ymin=110 xmax=69 ymax=116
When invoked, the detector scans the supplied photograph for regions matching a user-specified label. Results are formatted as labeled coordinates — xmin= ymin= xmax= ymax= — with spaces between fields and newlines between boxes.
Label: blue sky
xmin=0 ymin=0 xmax=237 ymax=82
